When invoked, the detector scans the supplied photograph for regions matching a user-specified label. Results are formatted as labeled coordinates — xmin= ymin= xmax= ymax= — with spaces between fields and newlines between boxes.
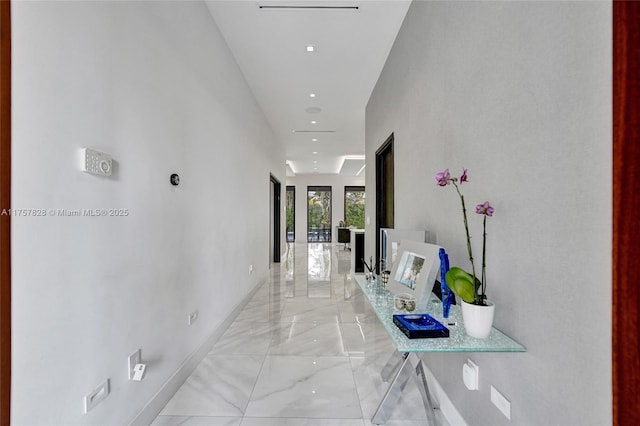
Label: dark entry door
xmin=375 ymin=134 xmax=394 ymax=271
xmin=270 ymin=174 xmax=281 ymax=263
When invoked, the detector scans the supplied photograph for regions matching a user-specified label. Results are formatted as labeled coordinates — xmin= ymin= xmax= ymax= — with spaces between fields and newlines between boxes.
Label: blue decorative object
xmin=439 ymin=248 xmax=453 ymax=318
xmin=392 ymin=314 xmax=449 ymax=339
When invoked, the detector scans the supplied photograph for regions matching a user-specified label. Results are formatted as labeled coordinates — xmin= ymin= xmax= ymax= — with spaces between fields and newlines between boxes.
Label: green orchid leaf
xmin=445 ymin=267 xmax=476 ymax=303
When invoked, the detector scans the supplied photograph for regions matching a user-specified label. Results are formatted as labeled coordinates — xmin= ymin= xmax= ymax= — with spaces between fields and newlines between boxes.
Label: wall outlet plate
xmin=491 ymin=385 xmax=511 ymax=420
xmin=127 ymin=349 xmax=141 ymax=380
xmin=132 ymin=363 xmax=147 ymax=381
xmin=84 ymin=379 xmax=110 ymax=414
xmin=463 ymin=359 xmax=479 ymax=390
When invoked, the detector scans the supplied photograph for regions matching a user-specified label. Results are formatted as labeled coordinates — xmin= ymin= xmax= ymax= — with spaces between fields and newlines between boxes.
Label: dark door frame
xmin=375 ymin=133 xmax=394 ymax=272
xmin=1 ymin=4 xmax=638 ymax=425
xmin=1 ymin=1 xmax=11 ymax=423
xmin=270 ymin=174 xmax=281 ymax=263
xmin=613 ymin=2 xmax=640 ymax=424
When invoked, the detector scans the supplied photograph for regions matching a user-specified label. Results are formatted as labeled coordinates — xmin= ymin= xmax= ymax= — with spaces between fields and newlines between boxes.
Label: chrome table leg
xmin=372 ymin=352 xmax=440 ymax=425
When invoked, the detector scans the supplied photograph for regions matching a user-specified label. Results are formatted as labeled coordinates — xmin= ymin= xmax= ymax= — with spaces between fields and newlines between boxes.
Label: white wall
xmin=366 ymin=1 xmax=611 ymax=425
xmin=11 ymin=1 xmax=284 ymax=424
xmin=286 ymin=174 xmax=365 ymax=243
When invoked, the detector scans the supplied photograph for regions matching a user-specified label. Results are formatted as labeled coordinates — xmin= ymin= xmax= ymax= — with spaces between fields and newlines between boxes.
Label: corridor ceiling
xmin=205 ymin=1 xmax=411 ymax=176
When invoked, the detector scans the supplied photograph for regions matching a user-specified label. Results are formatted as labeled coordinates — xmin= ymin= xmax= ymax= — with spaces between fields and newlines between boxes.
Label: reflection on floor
xmin=152 ymin=243 xmax=449 ymax=426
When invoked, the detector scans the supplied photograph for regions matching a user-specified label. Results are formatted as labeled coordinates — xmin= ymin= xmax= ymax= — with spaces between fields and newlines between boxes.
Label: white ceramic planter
xmin=461 ymin=300 xmax=495 ymax=339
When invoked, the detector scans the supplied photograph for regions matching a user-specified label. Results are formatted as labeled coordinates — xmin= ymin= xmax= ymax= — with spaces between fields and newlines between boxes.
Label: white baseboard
xmin=421 ymin=361 xmax=468 ymax=426
xmin=128 ymin=280 xmax=265 ymax=426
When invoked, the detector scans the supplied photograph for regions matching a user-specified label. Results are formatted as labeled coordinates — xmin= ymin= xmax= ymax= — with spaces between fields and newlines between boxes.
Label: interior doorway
xmin=270 ymin=175 xmax=281 ymax=264
xmin=613 ymin=2 xmax=640 ymax=424
xmin=0 ymin=1 xmax=11 ymax=423
xmin=375 ymin=134 xmax=394 ymax=272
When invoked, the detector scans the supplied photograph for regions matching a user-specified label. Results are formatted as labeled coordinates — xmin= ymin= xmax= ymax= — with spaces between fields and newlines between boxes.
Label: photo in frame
xmin=379 ymin=228 xmax=429 ymax=270
xmin=388 ymin=240 xmax=442 ymax=312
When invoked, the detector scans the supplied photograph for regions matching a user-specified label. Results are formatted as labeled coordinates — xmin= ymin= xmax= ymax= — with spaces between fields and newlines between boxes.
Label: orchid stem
xmin=453 ymin=182 xmax=478 ymax=302
xmin=481 ymin=215 xmax=487 ymax=302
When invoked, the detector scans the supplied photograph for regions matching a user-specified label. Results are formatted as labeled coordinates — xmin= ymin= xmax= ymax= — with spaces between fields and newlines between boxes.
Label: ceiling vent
xmin=259 ymin=5 xmax=359 ymax=11
xmin=292 ymin=130 xmax=336 ymax=133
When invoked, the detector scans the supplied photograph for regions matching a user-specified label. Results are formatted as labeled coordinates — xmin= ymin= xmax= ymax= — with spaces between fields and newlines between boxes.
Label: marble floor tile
xmin=210 ymin=320 xmax=276 ymax=355
xmin=337 ymin=299 xmax=378 ymax=324
xmin=363 ymin=420 xmax=440 ymax=426
xmin=268 ymin=321 xmax=348 ymax=357
xmin=279 ymin=301 xmax=340 ymax=323
xmin=244 ymin=356 xmax=362 ymax=419
xmin=241 ymin=418 xmax=365 ymax=426
xmin=150 ymin=415 xmax=190 ymax=426
xmin=151 ymin=416 xmax=242 ymax=426
xmin=160 ymin=355 xmax=264 ymax=417
xmin=234 ymin=304 xmax=282 ymax=323
xmin=152 ymin=243 xmax=450 ymax=426
xmin=340 ymin=322 xmax=369 ymax=356
xmin=306 ymin=281 xmax=334 ymax=298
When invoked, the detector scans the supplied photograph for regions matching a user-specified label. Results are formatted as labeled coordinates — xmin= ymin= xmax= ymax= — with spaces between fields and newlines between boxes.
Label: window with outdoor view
xmin=286 ymin=186 xmax=295 ymax=242
xmin=344 ymin=186 xmax=365 ymax=229
xmin=307 ymin=186 xmax=332 ymax=242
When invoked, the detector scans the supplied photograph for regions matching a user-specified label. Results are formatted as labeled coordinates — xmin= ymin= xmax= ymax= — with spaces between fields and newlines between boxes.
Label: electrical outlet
xmin=249 ymin=264 xmax=253 ymax=274
xmin=188 ymin=310 xmax=198 ymax=325
xmin=491 ymin=385 xmax=511 ymax=420
xmin=83 ymin=379 xmax=110 ymax=414
xmin=127 ymin=349 xmax=141 ymax=380
xmin=463 ymin=359 xmax=479 ymax=390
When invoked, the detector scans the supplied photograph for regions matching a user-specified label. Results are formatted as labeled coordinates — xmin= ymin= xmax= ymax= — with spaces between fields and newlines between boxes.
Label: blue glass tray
xmin=393 ymin=314 xmax=450 ymax=339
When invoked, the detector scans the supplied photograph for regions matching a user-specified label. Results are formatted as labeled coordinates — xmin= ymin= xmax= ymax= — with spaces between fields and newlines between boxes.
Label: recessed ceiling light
xmin=309 ymin=93 xmax=316 ymax=98
xmin=312 ymin=151 xmax=318 ymax=154
xmin=306 ymin=45 xmax=315 ymax=52
xmin=311 ymin=120 xmax=317 ymax=124
xmin=305 ymin=106 xmax=322 ymax=114
xmin=313 ymin=160 xmax=318 ymax=164
xmin=312 ymin=138 xmax=318 ymax=142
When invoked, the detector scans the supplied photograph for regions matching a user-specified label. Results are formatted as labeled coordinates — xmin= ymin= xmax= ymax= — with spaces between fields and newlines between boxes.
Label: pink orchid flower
xmin=435 ymin=169 xmax=451 ymax=186
xmin=475 ymin=201 xmax=494 ymax=216
xmin=460 ymin=168 xmax=468 ymax=184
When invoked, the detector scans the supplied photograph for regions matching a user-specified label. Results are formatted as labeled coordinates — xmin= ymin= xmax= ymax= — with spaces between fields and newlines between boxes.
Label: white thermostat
xmin=82 ymin=147 xmax=112 ymax=176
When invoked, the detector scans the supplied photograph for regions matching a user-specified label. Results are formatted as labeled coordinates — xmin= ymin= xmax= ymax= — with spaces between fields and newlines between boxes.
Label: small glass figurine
xmin=380 ymin=270 xmax=390 ymax=287
xmin=363 ymin=256 xmax=375 ymax=281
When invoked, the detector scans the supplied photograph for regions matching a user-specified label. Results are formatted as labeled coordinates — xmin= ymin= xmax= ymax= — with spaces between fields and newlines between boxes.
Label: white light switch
xmin=463 ymin=359 xmax=479 ymax=390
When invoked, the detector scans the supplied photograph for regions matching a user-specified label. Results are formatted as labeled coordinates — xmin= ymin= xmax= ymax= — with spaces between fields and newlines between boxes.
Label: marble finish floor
xmin=152 ymin=243 xmax=449 ymax=426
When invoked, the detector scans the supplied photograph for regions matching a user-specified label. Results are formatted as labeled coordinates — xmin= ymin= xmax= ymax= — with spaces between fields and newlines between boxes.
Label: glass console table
xmin=354 ymin=275 xmax=525 ymax=425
